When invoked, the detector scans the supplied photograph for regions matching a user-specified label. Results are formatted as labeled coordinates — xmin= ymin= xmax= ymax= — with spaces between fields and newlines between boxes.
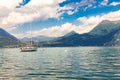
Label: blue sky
xmin=0 ymin=0 xmax=120 ymax=38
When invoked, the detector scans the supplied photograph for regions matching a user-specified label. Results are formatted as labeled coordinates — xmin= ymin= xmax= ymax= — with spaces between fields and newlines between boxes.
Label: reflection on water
xmin=0 ymin=47 xmax=120 ymax=80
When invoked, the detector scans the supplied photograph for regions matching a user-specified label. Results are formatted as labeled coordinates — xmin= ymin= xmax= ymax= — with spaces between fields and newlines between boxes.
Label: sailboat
xmin=20 ymin=39 xmax=37 ymax=52
xmin=20 ymin=23 xmax=37 ymax=52
xmin=20 ymin=46 xmax=37 ymax=52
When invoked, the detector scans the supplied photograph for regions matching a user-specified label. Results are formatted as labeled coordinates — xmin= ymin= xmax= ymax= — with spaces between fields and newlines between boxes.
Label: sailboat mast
xmin=30 ymin=22 xmax=32 ymax=46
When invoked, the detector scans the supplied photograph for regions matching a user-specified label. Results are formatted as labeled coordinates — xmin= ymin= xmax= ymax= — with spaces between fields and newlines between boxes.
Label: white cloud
xmin=0 ymin=0 xmax=21 ymax=9
xmin=67 ymin=11 xmax=74 ymax=15
xmin=100 ymin=0 xmax=108 ymax=6
xmin=0 ymin=0 xmax=65 ymax=31
xmin=59 ymin=0 xmax=96 ymax=15
xmin=110 ymin=2 xmax=120 ymax=6
xmin=14 ymin=23 xmax=77 ymax=38
xmin=78 ymin=17 xmax=87 ymax=23
xmin=13 ymin=9 xmax=120 ymax=38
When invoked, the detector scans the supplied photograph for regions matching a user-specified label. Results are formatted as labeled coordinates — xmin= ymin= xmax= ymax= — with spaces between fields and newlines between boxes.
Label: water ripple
xmin=0 ymin=47 xmax=120 ymax=80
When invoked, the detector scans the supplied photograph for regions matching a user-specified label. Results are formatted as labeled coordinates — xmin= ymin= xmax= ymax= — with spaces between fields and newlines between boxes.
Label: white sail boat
xmin=20 ymin=46 xmax=37 ymax=52
xmin=20 ymin=23 xmax=37 ymax=52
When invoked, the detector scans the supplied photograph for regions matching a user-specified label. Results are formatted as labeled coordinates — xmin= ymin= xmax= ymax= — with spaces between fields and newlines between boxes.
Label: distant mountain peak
xmin=68 ymin=31 xmax=76 ymax=34
xmin=64 ymin=31 xmax=78 ymax=37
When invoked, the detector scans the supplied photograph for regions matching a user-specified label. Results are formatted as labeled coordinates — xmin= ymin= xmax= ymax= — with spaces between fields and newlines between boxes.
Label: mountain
xmin=39 ymin=20 xmax=120 ymax=47
xmin=89 ymin=20 xmax=120 ymax=36
xmin=0 ymin=28 xmax=18 ymax=47
xmin=53 ymin=31 xmax=79 ymax=41
xmin=21 ymin=36 xmax=56 ymax=42
xmin=64 ymin=31 xmax=78 ymax=37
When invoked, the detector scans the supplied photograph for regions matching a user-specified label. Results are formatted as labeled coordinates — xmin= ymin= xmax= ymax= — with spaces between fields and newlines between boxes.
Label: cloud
xmin=59 ymin=0 xmax=96 ymax=15
xmin=110 ymin=2 xmax=120 ymax=6
xmin=12 ymin=9 xmax=120 ymax=38
xmin=100 ymin=0 xmax=108 ymax=6
xmin=14 ymin=23 xmax=78 ymax=38
xmin=0 ymin=0 xmax=21 ymax=9
xmin=67 ymin=11 xmax=74 ymax=15
xmin=0 ymin=0 xmax=65 ymax=31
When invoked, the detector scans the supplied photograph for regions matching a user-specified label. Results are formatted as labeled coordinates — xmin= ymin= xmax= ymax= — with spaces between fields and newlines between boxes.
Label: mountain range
xmin=21 ymin=36 xmax=55 ymax=42
xmin=0 ymin=20 xmax=120 ymax=47
xmin=38 ymin=20 xmax=120 ymax=47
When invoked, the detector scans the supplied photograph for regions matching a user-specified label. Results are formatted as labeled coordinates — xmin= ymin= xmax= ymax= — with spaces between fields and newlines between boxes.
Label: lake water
xmin=0 ymin=47 xmax=120 ymax=80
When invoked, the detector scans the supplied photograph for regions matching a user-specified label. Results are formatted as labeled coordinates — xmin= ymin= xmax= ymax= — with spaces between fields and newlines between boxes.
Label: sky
xmin=0 ymin=0 xmax=120 ymax=38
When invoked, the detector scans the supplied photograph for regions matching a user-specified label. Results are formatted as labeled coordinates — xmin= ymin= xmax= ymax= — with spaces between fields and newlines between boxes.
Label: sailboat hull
xmin=20 ymin=47 xmax=37 ymax=52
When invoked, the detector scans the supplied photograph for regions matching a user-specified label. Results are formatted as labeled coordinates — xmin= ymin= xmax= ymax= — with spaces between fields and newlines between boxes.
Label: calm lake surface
xmin=0 ymin=47 xmax=120 ymax=80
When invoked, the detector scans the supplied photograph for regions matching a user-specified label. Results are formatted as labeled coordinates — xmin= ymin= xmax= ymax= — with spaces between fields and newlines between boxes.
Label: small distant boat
xmin=20 ymin=46 xmax=37 ymax=52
